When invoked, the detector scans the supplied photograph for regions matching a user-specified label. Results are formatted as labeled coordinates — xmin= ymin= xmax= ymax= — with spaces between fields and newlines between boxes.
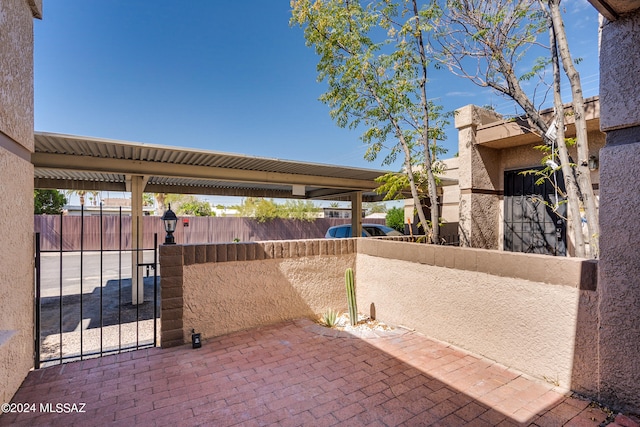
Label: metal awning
xmin=33 ymin=132 xmax=402 ymax=202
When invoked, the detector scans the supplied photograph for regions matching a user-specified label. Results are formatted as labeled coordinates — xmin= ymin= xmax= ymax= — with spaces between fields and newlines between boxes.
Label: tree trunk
xmin=549 ymin=25 xmax=585 ymax=258
xmin=413 ymin=0 xmax=440 ymax=244
xmin=549 ymin=13 xmax=585 ymax=257
xmin=402 ymin=141 xmax=431 ymax=240
xmin=548 ymin=0 xmax=599 ymax=257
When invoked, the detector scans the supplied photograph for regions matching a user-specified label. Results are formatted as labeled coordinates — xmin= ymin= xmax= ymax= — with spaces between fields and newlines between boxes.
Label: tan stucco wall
xmin=595 ymin=10 xmax=640 ymax=414
xmin=355 ymin=239 xmax=598 ymax=392
xmin=0 ymin=0 xmax=41 ymax=404
xmin=163 ymin=240 xmax=358 ymax=344
xmin=0 ymin=150 xmax=34 ymax=404
xmin=0 ymin=0 xmax=39 ymax=150
xmin=183 ymin=255 xmax=354 ymax=340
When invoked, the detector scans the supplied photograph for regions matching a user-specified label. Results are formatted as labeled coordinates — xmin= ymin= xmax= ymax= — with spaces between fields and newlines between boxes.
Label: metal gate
xmin=504 ymin=168 xmax=567 ymax=256
xmin=34 ymin=207 xmax=160 ymax=368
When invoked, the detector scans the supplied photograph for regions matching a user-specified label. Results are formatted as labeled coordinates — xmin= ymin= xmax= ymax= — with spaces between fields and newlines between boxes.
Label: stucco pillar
xmin=596 ymin=11 xmax=640 ymax=413
xmin=350 ymin=192 xmax=363 ymax=238
xmin=0 ymin=0 xmax=42 ymax=404
xmin=455 ymin=105 xmax=503 ymax=249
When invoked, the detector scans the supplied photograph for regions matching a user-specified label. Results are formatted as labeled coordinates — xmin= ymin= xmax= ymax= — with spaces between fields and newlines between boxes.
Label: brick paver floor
xmin=1 ymin=318 xmax=634 ymax=426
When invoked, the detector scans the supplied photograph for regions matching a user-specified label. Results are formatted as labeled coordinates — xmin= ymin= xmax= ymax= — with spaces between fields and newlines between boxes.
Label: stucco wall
xmin=0 ymin=0 xmax=41 ymax=404
xmin=184 ymin=255 xmax=353 ymax=340
xmin=598 ymin=10 xmax=640 ymax=413
xmin=0 ymin=150 xmax=34 ymax=404
xmin=160 ymin=239 xmax=356 ymax=346
xmin=355 ymin=239 xmax=598 ymax=392
xmin=596 ymin=10 xmax=640 ymax=413
xmin=0 ymin=0 xmax=39 ymax=149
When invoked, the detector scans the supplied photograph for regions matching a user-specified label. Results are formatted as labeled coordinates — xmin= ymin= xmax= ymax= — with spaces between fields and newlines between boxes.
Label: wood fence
xmin=34 ymin=215 xmax=386 ymax=251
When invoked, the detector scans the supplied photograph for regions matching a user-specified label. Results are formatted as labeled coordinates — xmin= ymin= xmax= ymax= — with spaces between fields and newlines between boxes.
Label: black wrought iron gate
xmin=504 ymin=168 xmax=567 ymax=256
xmin=34 ymin=207 xmax=160 ymax=368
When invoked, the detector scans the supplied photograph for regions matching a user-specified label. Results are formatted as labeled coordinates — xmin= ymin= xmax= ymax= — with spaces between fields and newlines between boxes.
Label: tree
xmin=64 ymin=190 xmax=88 ymax=206
xmin=431 ymin=0 xmax=597 ymax=257
xmin=236 ymin=198 xmax=279 ymax=222
xmin=291 ymin=0 xmax=448 ymax=244
xmin=236 ymin=198 xmax=320 ymax=222
xmin=544 ymin=0 xmax=598 ymax=257
xmin=34 ymin=190 xmax=67 ymax=214
xmin=363 ymin=201 xmax=387 ymax=215
xmin=177 ymin=199 xmax=214 ymax=216
xmin=386 ymin=206 xmax=405 ymax=232
xmin=281 ymin=200 xmax=321 ymax=221
xmin=154 ymin=193 xmax=167 ymax=214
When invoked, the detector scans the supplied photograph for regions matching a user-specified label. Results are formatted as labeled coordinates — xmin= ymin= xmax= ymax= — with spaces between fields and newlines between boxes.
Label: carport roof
xmin=33 ymin=132 xmax=414 ymax=202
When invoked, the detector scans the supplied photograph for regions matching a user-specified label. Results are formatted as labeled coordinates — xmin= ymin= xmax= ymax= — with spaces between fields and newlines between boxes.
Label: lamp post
xmin=161 ymin=204 xmax=178 ymax=244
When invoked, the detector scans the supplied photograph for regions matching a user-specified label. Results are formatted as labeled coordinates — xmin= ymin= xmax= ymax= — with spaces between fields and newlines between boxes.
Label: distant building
xmin=322 ymin=207 xmax=366 ymax=219
xmin=65 ymin=198 xmax=155 ymax=216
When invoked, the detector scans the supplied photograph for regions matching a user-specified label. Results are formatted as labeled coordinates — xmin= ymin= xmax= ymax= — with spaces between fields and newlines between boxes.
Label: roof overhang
xmin=34 ymin=132 xmax=457 ymax=202
xmin=587 ymin=0 xmax=640 ymax=20
xmin=474 ymin=97 xmax=601 ymax=149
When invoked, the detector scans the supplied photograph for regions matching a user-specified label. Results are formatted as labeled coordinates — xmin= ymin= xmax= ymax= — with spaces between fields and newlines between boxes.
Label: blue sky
xmin=34 ymin=1 xmax=601 ymax=205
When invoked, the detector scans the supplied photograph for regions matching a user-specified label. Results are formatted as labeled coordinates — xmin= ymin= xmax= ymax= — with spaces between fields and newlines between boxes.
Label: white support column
xmin=128 ymin=175 xmax=147 ymax=305
xmin=350 ymin=192 xmax=363 ymax=238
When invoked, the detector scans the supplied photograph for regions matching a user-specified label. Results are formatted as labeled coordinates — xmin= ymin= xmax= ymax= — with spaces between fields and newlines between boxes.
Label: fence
xmin=33 ymin=215 xmax=387 ymax=251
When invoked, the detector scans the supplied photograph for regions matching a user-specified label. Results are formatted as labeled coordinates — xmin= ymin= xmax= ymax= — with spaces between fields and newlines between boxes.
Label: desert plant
xmin=321 ymin=309 xmax=339 ymax=328
xmin=345 ymin=268 xmax=357 ymax=327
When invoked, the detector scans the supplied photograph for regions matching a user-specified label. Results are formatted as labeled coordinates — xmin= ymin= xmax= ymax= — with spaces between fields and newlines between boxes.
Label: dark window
xmin=335 ymin=226 xmax=350 ymax=238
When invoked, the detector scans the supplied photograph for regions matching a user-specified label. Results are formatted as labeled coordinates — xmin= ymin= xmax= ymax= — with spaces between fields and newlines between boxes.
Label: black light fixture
xmin=191 ymin=329 xmax=201 ymax=349
xmin=588 ymin=155 xmax=599 ymax=171
xmin=161 ymin=204 xmax=178 ymax=244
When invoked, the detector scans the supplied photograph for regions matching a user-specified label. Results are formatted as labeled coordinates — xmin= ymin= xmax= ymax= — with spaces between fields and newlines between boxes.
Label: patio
xmin=0 ymin=318 xmax=621 ymax=427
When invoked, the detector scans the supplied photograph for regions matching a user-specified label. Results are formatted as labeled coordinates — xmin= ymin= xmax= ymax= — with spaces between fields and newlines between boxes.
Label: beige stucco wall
xmin=183 ymin=255 xmax=354 ymax=340
xmin=0 ymin=0 xmax=40 ymax=149
xmin=597 ymin=10 xmax=640 ymax=412
xmin=0 ymin=150 xmax=34 ymax=404
xmin=456 ymin=105 xmax=503 ymax=249
xmin=0 ymin=0 xmax=41 ymax=404
xmin=172 ymin=241 xmax=356 ymax=343
xmin=355 ymin=239 xmax=598 ymax=392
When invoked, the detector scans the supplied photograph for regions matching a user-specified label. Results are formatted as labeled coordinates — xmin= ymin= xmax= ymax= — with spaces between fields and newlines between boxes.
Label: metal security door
xmin=504 ymin=168 xmax=567 ymax=256
xmin=34 ymin=207 xmax=159 ymax=368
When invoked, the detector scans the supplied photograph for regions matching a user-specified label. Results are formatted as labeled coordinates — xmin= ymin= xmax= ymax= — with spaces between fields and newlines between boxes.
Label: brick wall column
xmin=159 ymin=244 xmax=185 ymax=348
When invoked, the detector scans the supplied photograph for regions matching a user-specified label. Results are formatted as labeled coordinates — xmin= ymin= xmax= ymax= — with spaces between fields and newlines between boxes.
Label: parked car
xmin=325 ymin=223 xmax=404 ymax=238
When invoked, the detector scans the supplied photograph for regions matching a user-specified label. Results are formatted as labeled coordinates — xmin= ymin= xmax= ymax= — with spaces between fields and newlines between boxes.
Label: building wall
xmin=439 ymin=158 xmax=460 ymax=223
xmin=404 ymin=157 xmax=460 ymax=225
xmin=0 ymin=0 xmax=41 ymax=404
xmin=597 ymin=10 xmax=640 ymax=413
xmin=455 ymin=99 xmax=604 ymax=255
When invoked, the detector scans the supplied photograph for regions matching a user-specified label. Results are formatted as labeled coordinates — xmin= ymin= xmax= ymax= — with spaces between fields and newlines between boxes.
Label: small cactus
xmin=345 ymin=268 xmax=357 ymax=326
xmin=321 ymin=309 xmax=339 ymax=327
